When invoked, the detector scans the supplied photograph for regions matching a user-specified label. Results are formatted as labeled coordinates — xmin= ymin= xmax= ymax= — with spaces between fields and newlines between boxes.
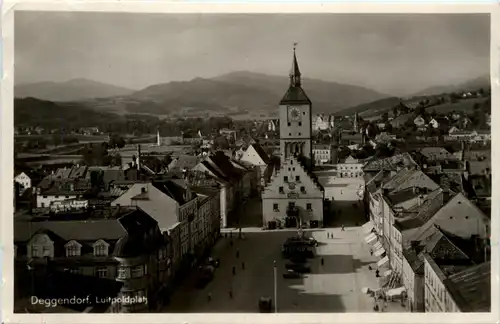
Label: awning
xmin=377 ymin=255 xmax=389 ymax=267
xmin=364 ymin=233 xmax=377 ymax=243
xmin=387 ymin=286 xmax=406 ymax=297
xmin=373 ymin=241 xmax=382 ymax=250
xmin=374 ymin=247 xmax=386 ymax=257
xmin=383 ymin=269 xmax=392 ymax=277
xmin=362 ymin=222 xmax=374 ymax=234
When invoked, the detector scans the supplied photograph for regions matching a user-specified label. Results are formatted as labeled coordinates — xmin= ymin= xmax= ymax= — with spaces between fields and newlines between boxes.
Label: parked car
xmin=283 ymin=269 xmax=302 ymax=279
xmin=258 ymin=296 xmax=273 ymax=313
xmin=286 ymin=263 xmax=311 ymax=273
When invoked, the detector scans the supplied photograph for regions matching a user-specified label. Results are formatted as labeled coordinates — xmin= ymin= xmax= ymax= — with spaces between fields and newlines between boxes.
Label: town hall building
xmin=262 ymin=46 xmax=325 ymax=229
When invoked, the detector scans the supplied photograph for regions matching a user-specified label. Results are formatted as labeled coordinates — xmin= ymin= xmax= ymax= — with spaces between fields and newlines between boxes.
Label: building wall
xmin=391 ymin=227 xmax=403 ymax=273
xmin=262 ymin=157 xmax=324 ymax=226
xmin=424 ymin=257 xmax=447 ymax=312
xmin=15 ymin=172 xmax=31 ymax=193
xmin=37 ymin=194 xmax=78 ymax=208
xmin=337 ymin=163 xmax=364 ymax=178
xmin=279 ymin=103 xmax=313 ymax=165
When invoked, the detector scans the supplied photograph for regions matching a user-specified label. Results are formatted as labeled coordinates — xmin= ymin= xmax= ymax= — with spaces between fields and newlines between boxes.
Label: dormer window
xmin=296 ymin=176 xmax=300 ymax=182
xmin=65 ymin=240 xmax=82 ymax=257
xmin=93 ymin=239 xmax=110 ymax=256
xmin=300 ymin=186 xmax=306 ymax=193
xmin=279 ymin=186 xmax=284 ymax=194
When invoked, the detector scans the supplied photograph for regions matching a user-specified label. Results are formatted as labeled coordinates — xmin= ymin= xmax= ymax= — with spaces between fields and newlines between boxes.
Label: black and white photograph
xmin=2 ymin=5 xmax=497 ymax=320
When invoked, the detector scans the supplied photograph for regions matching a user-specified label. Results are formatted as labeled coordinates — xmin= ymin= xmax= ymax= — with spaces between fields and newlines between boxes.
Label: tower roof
xmin=289 ymin=47 xmax=301 ymax=79
xmin=280 ymin=87 xmax=311 ymax=105
xmin=281 ymin=43 xmax=310 ymax=105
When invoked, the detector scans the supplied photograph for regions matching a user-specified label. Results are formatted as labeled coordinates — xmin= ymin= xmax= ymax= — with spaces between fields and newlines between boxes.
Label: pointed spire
xmin=289 ymin=43 xmax=301 ymax=87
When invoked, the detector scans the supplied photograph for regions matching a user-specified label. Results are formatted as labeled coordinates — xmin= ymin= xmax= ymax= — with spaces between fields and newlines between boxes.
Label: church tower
xmin=261 ymin=44 xmax=324 ymax=230
xmin=279 ymin=44 xmax=313 ymax=170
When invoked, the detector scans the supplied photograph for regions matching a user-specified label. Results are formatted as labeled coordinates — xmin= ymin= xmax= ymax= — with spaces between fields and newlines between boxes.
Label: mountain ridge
xmin=15 ymin=79 xmax=136 ymax=102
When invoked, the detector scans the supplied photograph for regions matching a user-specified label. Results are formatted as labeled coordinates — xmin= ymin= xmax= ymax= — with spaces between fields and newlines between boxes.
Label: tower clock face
xmin=287 ymin=106 xmax=301 ymax=122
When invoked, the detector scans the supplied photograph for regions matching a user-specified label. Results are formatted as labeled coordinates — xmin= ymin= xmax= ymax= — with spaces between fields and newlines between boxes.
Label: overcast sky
xmin=15 ymin=12 xmax=490 ymax=95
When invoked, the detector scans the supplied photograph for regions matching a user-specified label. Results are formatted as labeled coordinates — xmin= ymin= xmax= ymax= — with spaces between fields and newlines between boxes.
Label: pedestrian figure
xmin=321 ymin=257 xmax=324 ymax=266
xmin=236 ymin=249 xmax=240 ymax=258
xmin=241 ymin=262 xmax=245 ymax=270
xmin=341 ymin=224 xmax=345 ymax=231
xmin=368 ymin=265 xmax=372 ymax=270
xmin=232 ymin=266 xmax=236 ymax=275
xmin=376 ymin=269 xmax=380 ymax=277
xmin=229 ymin=290 xmax=233 ymax=299
xmin=370 ymin=248 xmax=373 ymax=256
xmin=207 ymin=293 xmax=212 ymax=302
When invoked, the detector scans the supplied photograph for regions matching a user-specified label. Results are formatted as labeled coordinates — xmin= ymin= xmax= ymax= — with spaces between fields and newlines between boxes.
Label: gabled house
xmin=413 ymin=115 xmax=426 ymax=127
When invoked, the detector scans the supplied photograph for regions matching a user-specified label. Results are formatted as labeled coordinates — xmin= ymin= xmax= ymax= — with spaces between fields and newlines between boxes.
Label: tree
xmin=381 ymin=112 xmax=389 ymax=123
xmin=108 ymin=134 xmax=126 ymax=149
xmin=392 ymin=106 xmax=399 ymax=118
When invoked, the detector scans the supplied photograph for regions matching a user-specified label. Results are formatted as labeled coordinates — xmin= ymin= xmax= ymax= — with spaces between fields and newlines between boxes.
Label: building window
xmin=117 ymin=266 xmax=130 ymax=279
xmin=298 ymin=122 xmax=302 ymax=126
xmin=66 ymin=245 xmax=80 ymax=257
xmin=273 ymin=203 xmax=279 ymax=211
xmin=284 ymin=176 xmax=288 ymax=182
xmin=94 ymin=243 xmax=108 ymax=256
xmin=289 ymin=133 xmax=291 ymax=136
xmin=131 ymin=265 xmax=145 ymax=278
xmin=303 ymin=112 xmax=306 ymax=115
xmin=296 ymin=176 xmax=300 ymax=182
xmin=96 ymin=267 xmax=108 ymax=278
xmin=299 ymin=133 xmax=301 ymax=136
xmin=279 ymin=186 xmax=284 ymax=193
xmin=65 ymin=241 xmax=82 ymax=257
xmin=288 ymin=122 xmax=291 ymax=126
xmin=31 ymin=245 xmax=42 ymax=258
xmin=307 ymin=203 xmax=312 ymax=211
xmin=69 ymin=268 xmax=82 ymax=275
xmin=300 ymin=186 xmax=305 ymax=193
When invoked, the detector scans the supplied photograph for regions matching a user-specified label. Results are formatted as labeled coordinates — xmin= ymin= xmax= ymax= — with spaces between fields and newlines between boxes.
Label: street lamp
xmin=273 ymin=260 xmax=278 ymax=313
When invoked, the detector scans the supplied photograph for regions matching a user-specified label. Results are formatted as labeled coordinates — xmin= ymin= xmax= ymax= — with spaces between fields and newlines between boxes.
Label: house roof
xmin=364 ymin=153 xmax=417 ymax=172
xmin=383 ymin=169 xmax=439 ymax=193
xmin=444 ymin=262 xmax=491 ymax=312
xmin=153 ymin=180 xmax=195 ymax=205
xmin=412 ymin=193 xmax=490 ymax=243
xmin=168 ymin=155 xmax=198 ymax=171
xmin=14 ymin=218 xmax=127 ymax=243
xmin=251 ymin=143 xmax=270 ymax=165
xmin=420 ymin=147 xmax=453 ymax=160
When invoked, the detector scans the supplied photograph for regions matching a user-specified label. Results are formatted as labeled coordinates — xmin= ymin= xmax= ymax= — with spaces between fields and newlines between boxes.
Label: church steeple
xmin=289 ymin=43 xmax=301 ymax=87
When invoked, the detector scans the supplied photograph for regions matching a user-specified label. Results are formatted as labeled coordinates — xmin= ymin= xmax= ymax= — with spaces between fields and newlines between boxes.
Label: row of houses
xmin=14 ymin=176 xmax=221 ymax=313
xmin=362 ymin=153 xmax=491 ymax=312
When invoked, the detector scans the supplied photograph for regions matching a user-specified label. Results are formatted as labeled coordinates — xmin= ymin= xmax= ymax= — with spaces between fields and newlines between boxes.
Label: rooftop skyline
xmin=15 ymin=12 xmax=490 ymax=95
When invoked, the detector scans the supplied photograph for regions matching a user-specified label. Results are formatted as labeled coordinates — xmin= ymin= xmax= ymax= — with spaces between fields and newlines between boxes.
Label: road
xmin=162 ymin=224 xmax=404 ymax=313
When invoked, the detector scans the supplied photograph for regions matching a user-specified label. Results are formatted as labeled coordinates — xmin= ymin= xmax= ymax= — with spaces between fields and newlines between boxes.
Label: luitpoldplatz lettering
xmin=30 ymin=295 xmax=148 ymax=308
